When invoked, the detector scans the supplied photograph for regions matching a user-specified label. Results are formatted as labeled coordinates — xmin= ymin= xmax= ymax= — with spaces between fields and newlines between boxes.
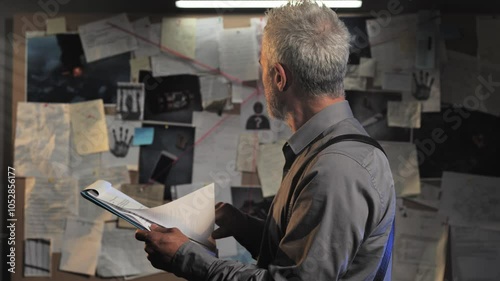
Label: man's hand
xmin=212 ymin=202 xmax=246 ymax=239
xmin=135 ymin=224 xmax=189 ymax=271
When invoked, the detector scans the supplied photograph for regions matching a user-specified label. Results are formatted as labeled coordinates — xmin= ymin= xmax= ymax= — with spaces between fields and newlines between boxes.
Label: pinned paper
xmin=133 ymin=127 xmax=154 ymax=146
xmin=70 ymin=100 xmax=109 ymax=155
xmin=129 ymin=57 xmax=151 ymax=83
xmin=161 ymin=17 xmax=197 ymax=59
xmin=219 ymin=27 xmax=259 ymax=81
xmin=46 ymin=17 xmax=66 ymax=35
xmin=358 ymin=58 xmax=376 ymax=78
xmin=387 ymin=101 xmax=421 ymax=128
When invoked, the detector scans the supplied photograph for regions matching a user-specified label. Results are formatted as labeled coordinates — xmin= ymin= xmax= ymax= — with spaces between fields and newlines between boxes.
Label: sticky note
xmin=133 ymin=127 xmax=154 ymax=146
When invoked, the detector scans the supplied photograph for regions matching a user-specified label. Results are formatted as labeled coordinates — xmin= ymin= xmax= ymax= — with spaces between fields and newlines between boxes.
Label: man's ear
xmin=273 ymin=63 xmax=289 ymax=92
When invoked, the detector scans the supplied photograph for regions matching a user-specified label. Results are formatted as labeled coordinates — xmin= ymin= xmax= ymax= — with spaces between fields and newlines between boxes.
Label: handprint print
xmin=412 ymin=70 xmax=434 ymax=101
xmin=110 ymin=127 xmax=133 ymax=158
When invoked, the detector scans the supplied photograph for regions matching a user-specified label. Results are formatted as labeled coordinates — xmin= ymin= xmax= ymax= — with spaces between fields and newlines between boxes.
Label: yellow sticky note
xmin=161 ymin=17 xmax=197 ymax=59
xmin=46 ymin=17 xmax=67 ymax=35
xmin=130 ymin=57 xmax=151 ymax=83
xmin=70 ymin=100 xmax=109 ymax=155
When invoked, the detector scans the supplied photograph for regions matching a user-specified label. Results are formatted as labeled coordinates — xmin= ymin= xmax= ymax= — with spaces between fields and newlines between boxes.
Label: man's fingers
xmin=212 ymin=227 xmax=231 ymax=239
xmin=135 ymin=229 xmax=150 ymax=242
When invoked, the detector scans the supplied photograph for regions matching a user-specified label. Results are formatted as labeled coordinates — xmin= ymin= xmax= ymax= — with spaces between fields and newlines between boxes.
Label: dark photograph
xmin=26 ymin=34 xmax=130 ymax=104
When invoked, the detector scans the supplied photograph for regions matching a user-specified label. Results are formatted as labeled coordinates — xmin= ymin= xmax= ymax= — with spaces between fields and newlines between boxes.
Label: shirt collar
xmin=287 ymin=100 xmax=354 ymax=155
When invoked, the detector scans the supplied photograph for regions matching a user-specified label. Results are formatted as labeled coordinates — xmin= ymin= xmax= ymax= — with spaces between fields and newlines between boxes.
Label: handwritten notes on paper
xmin=25 ymin=177 xmax=78 ymax=252
xmin=78 ymin=14 xmax=138 ymax=63
xmin=257 ymin=141 xmax=286 ymax=197
xmin=15 ymin=102 xmax=71 ymax=178
xmin=236 ymin=133 xmax=259 ymax=172
xmin=196 ymin=17 xmax=223 ymax=69
xmin=60 ymin=217 xmax=104 ymax=275
xmin=387 ymin=101 xmax=421 ymax=128
xmin=219 ymin=27 xmax=259 ymax=82
xmin=70 ymin=100 xmax=109 ymax=155
xmin=440 ymin=172 xmax=500 ymax=231
xmin=161 ymin=17 xmax=197 ymax=59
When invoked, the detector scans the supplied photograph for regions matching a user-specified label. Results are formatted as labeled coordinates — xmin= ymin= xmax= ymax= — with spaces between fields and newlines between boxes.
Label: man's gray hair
xmin=264 ymin=0 xmax=351 ymax=98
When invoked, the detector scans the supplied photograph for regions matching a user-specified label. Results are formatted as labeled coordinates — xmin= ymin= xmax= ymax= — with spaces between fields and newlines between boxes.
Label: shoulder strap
xmin=288 ymin=134 xmax=393 ymax=281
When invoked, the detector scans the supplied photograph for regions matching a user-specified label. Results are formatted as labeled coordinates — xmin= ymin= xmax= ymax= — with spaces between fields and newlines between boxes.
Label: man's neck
xmin=286 ymin=95 xmax=345 ymax=132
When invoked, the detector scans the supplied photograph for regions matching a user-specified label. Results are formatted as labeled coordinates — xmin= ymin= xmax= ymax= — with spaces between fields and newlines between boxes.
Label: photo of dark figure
xmin=139 ymin=124 xmax=195 ymax=200
xmin=413 ymin=104 xmax=500 ymax=178
xmin=231 ymin=187 xmax=273 ymax=220
xmin=26 ymin=34 xmax=130 ymax=104
xmin=139 ymin=71 xmax=203 ymax=124
xmin=245 ymin=102 xmax=271 ymax=130
xmin=346 ymin=90 xmax=411 ymax=142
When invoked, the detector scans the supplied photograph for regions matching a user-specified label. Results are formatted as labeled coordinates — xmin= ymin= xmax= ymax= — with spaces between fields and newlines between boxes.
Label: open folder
xmin=81 ymin=180 xmax=217 ymax=255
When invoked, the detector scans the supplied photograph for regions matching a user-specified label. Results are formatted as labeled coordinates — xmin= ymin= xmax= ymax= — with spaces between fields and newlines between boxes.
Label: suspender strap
xmin=289 ymin=134 xmax=393 ymax=281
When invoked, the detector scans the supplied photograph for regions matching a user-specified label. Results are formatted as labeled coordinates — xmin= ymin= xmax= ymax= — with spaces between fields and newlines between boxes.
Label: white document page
xmin=450 ymin=226 xmax=500 ymax=281
xmin=236 ymin=133 xmax=259 ymax=173
xmin=25 ymin=177 xmax=78 ymax=252
xmin=14 ymin=102 xmax=71 ymax=178
xmin=70 ymin=100 xmax=109 ymax=155
xmin=78 ymin=14 xmax=138 ymax=63
xmin=24 ymin=238 xmax=51 ymax=277
xmin=199 ymin=75 xmax=230 ymax=107
xmin=257 ymin=141 xmax=286 ymax=197
xmin=393 ymin=207 xmax=448 ymax=281
xmin=151 ymin=53 xmax=199 ymax=77
xmin=97 ymin=224 xmax=161 ymax=277
xmin=219 ymin=27 xmax=259 ymax=81
xmin=161 ymin=17 xmax=197 ymax=59
xmin=196 ymin=17 xmax=223 ymax=69
xmin=379 ymin=141 xmax=421 ymax=197
xmin=132 ymin=18 xmax=161 ymax=58
xmin=439 ymin=172 xmax=500 ymax=231
xmin=59 ymin=217 xmax=104 ymax=275
xmin=78 ymin=166 xmax=131 ymax=222
xmin=387 ymin=101 xmax=421 ymax=128
xmin=192 ymin=112 xmax=243 ymax=187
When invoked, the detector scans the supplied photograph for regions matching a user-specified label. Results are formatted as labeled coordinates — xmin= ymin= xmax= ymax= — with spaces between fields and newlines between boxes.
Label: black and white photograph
xmin=139 ymin=71 xmax=203 ymax=124
xmin=26 ymin=34 xmax=130 ymax=104
xmin=116 ymin=82 xmax=145 ymax=120
xmin=139 ymin=124 xmax=195 ymax=190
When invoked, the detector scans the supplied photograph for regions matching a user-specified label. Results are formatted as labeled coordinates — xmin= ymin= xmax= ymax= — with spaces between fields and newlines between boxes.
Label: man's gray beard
xmin=267 ymin=91 xmax=286 ymax=121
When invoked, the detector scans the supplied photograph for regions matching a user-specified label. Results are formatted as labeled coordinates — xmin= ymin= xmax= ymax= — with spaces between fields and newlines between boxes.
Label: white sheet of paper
xmin=344 ymin=76 xmax=368 ymax=91
xmin=232 ymin=84 xmax=255 ymax=104
xmin=409 ymin=180 xmax=441 ymax=210
xmin=192 ymin=112 xmax=243 ymax=188
xmin=257 ymin=140 xmax=286 ymax=197
xmin=161 ymin=17 xmax=197 ymax=59
xmin=236 ymin=133 xmax=259 ymax=172
xmin=358 ymin=58 xmax=376 ymax=78
xmin=450 ymin=226 xmax=500 ymax=281
xmin=78 ymin=14 xmax=138 ymax=63
xmin=25 ymin=177 xmax=78 ymax=252
xmin=70 ymin=100 xmax=109 ymax=155
xmin=199 ymin=75 xmax=230 ymax=107
xmin=117 ymin=184 xmax=165 ymax=229
xmin=367 ymin=14 xmax=418 ymax=86
xmin=439 ymin=172 xmax=500 ymax=231
xmin=393 ymin=207 xmax=448 ymax=281
xmin=196 ymin=17 xmax=223 ymax=69
xmin=219 ymin=27 xmax=259 ymax=82
xmin=151 ymin=53 xmax=199 ymax=77
xmin=476 ymin=16 xmax=500 ymax=65
xmin=24 ymin=238 xmax=51 ymax=277
xmin=78 ymin=166 xmax=131 ymax=222
xmin=403 ymin=69 xmax=441 ymax=112
xmin=97 ymin=224 xmax=161 ymax=277
xmin=15 ymin=102 xmax=71 ymax=178
xmin=387 ymin=101 xmax=421 ymax=128
xmin=132 ymin=183 xmax=215 ymax=247
xmin=46 ymin=17 xmax=66 ymax=35
xmin=129 ymin=56 xmax=151 ymax=83
xmin=379 ymin=141 xmax=421 ymax=197
xmin=172 ymin=182 xmax=238 ymax=258
xmin=382 ymin=72 xmax=413 ymax=92
xmin=60 ymin=217 xmax=104 ymax=275
xmin=132 ymin=18 xmax=161 ymax=58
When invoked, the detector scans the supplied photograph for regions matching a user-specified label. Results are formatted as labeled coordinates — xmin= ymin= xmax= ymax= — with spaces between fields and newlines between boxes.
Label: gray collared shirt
xmin=170 ymin=101 xmax=396 ymax=281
